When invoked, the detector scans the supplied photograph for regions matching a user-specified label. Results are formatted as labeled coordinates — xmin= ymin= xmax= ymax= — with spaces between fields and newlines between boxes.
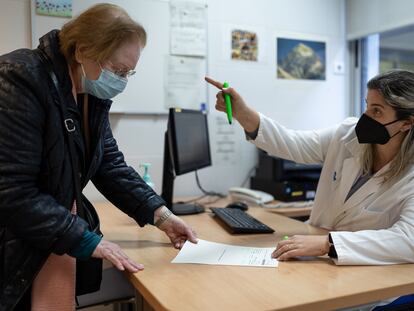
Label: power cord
xmin=240 ymin=165 xmax=257 ymax=187
xmin=195 ymin=170 xmax=226 ymax=198
xmin=261 ymin=201 xmax=314 ymax=209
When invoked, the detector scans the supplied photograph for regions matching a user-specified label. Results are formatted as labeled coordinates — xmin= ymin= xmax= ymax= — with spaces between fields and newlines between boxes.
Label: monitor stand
xmin=171 ymin=203 xmax=205 ymax=215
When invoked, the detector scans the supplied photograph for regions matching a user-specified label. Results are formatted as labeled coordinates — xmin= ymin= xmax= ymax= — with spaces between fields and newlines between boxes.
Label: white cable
xmin=261 ymin=201 xmax=314 ymax=209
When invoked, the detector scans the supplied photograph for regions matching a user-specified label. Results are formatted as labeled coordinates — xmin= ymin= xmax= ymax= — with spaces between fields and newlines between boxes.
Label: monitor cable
xmin=240 ymin=165 xmax=257 ymax=187
xmin=195 ymin=170 xmax=226 ymax=198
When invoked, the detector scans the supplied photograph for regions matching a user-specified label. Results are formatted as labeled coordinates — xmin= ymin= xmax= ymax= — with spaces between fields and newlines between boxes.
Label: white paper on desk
xmin=172 ymin=239 xmax=278 ymax=267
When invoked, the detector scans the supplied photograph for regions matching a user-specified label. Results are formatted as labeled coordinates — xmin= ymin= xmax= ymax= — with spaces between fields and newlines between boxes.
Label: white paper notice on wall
xmin=164 ymin=55 xmax=206 ymax=110
xmin=214 ymin=115 xmax=238 ymax=165
xmin=170 ymin=0 xmax=207 ymax=56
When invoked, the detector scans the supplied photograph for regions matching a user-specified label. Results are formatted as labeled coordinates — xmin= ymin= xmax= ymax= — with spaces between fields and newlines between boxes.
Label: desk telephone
xmin=228 ymin=187 xmax=274 ymax=205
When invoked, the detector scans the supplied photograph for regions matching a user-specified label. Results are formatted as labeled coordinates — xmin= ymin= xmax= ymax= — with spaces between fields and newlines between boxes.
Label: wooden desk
xmin=181 ymin=196 xmax=312 ymax=219
xmin=95 ymin=202 xmax=414 ymax=311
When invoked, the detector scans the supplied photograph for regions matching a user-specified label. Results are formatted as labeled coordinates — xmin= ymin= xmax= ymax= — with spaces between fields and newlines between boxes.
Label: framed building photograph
xmin=277 ymin=37 xmax=326 ymax=80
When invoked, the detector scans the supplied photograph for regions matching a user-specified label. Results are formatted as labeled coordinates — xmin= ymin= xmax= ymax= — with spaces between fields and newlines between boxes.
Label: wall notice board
xmin=31 ymin=0 xmax=207 ymax=114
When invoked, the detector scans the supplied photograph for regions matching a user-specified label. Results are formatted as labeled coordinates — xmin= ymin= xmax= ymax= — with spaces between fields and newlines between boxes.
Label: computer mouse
xmin=226 ymin=201 xmax=248 ymax=211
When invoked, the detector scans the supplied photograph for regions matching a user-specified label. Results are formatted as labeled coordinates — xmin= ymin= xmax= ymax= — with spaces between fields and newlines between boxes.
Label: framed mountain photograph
xmin=276 ymin=37 xmax=326 ymax=80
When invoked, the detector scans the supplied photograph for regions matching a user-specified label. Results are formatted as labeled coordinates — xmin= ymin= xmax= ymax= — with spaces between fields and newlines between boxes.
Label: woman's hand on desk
xmin=272 ymin=235 xmax=330 ymax=261
xmin=155 ymin=207 xmax=198 ymax=249
xmin=92 ymin=240 xmax=145 ymax=273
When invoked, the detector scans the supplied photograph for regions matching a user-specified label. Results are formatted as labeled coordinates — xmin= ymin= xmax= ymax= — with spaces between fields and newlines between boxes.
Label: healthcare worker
xmin=206 ymin=71 xmax=414 ymax=264
xmin=206 ymin=70 xmax=414 ymax=311
xmin=207 ymin=70 xmax=414 ymax=309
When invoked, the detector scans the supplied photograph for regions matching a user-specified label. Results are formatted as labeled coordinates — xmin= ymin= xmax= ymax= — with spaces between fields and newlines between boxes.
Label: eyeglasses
xmin=101 ymin=61 xmax=136 ymax=79
xmin=112 ymin=68 xmax=136 ymax=79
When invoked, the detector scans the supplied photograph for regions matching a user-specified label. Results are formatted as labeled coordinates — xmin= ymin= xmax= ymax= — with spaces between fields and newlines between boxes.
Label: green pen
xmin=223 ymin=82 xmax=232 ymax=124
xmin=283 ymin=235 xmax=289 ymax=240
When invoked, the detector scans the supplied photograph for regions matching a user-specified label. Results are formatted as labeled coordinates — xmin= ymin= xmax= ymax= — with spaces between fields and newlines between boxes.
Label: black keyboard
xmin=210 ymin=208 xmax=275 ymax=234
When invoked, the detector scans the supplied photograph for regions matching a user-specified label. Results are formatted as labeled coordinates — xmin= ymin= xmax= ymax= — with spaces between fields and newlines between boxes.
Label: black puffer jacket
xmin=0 ymin=30 xmax=165 ymax=310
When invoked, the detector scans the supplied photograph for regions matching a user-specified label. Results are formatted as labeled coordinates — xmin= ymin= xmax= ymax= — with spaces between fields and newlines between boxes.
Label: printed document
xmin=172 ymin=239 xmax=278 ymax=267
xmin=170 ymin=0 xmax=207 ymax=56
xmin=164 ymin=55 xmax=206 ymax=110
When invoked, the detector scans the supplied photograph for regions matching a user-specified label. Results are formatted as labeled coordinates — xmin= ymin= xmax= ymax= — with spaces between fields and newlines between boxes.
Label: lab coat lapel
xmin=338 ymin=137 xmax=362 ymax=205
xmin=343 ymin=164 xmax=388 ymax=209
xmin=340 ymin=137 xmax=388 ymax=209
xmin=339 ymin=157 xmax=360 ymax=205
xmin=343 ymin=173 xmax=380 ymax=208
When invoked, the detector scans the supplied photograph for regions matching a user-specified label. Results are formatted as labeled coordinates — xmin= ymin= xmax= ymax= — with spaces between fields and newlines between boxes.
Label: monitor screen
xmin=169 ymin=108 xmax=211 ymax=175
xmin=161 ymin=108 xmax=211 ymax=215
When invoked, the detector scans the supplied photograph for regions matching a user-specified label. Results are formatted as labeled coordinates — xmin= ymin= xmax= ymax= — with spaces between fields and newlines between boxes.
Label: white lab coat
xmin=250 ymin=114 xmax=414 ymax=265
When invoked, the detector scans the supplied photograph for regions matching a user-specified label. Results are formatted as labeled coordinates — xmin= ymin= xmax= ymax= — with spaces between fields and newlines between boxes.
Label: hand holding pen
xmin=205 ymin=76 xmax=260 ymax=133
xmin=222 ymin=81 xmax=233 ymax=124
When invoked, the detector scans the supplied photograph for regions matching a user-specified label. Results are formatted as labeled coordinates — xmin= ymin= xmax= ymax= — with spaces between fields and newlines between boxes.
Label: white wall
xmin=347 ymin=0 xmax=414 ymax=40
xmin=87 ymin=0 xmax=348 ymax=202
xmin=0 ymin=0 xmax=31 ymax=54
xmin=208 ymin=0 xmax=347 ymax=130
xmin=0 ymin=0 xmax=348 ymax=202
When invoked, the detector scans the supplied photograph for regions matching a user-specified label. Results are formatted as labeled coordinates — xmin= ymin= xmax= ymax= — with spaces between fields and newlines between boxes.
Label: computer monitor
xmin=161 ymin=108 xmax=211 ymax=215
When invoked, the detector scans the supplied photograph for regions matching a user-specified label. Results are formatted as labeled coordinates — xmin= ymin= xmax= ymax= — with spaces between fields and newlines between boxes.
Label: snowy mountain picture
xmin=277 ymin=38 xmax=326 ymax=80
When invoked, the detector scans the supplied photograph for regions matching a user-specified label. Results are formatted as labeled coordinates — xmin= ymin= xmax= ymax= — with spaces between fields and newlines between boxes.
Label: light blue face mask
xmin=81 ymin=63 xmax=127 ymax=99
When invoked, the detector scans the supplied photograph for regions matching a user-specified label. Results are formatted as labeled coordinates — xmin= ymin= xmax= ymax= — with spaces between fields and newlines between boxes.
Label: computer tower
xmin=251 ymin=150 xmax=321 ymax=202
xmin=250 ymin=178 xmax=317 ymax=202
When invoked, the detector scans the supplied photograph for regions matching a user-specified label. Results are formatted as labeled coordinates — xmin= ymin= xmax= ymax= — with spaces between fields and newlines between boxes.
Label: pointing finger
xmin=205 ymin=76 xmax=224 ymax=90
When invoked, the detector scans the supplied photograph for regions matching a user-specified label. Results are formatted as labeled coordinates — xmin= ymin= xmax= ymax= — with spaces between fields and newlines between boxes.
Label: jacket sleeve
xmin=0 ymin=59 xmax=88 ymax=254
xmin=92 ymin=122 xmax=166 ymax=227
xmin=330 ymin=195 xmax=414 ymax=265
xmin=249 ymin=113 xmax=340 ymax=164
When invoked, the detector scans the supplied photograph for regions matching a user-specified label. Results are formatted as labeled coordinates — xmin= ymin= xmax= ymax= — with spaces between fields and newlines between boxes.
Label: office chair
xmin=372 ymin=294 xmax=414 ymax=311
xmin=76 ymin=267 xmax=135 ymax=310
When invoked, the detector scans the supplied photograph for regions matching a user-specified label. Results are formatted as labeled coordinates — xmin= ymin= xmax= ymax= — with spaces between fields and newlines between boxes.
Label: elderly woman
xmin=207 ymin=70 xmax=414 ymax=309
xmin=0 ymin=4 xmax=197 ymax=310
